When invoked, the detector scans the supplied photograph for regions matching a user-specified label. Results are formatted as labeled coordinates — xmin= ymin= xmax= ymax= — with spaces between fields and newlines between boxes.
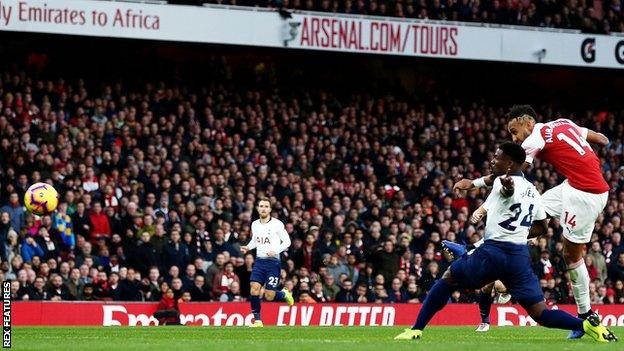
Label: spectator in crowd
xmin=134 ymin=232 xmax=159 ymax=277
xmin=609 ymin=253 xmax=624 ymax=282
xmin=335 ymin=279 xmax=356 ymax=302
xmin=153 ymin=288 xmax=180 ymax=325
xmin=26 ymin=276 xmax=47 ymax=300
xmin=189 ymin=274 xmax=211 ymax=301
xmin=163 ymin=230 xmax=190 ymax=271
xmin=311 ymin=281 xmax=329 ymax=302
xmin=119 ymin=268 xmax=142 ymax=301
xmin=88 ymin=202 xmax=110 ymax=243
xmin=67 ymin=268 xmax=84 ymax=299
xmin=354 ymin=282 xmax=374 ymax=303
xmin=1 ymin=193 xmax=25 ymax=231
xmin=46 ymin=274 xmax=73 ymax=300
xmin=387 ymin=277 xmax=408 ymax=303
xmin=212 ymin=262 xmax=239 ymax=301
xmin=20 ymin=236 xmax=43 ymax=263
xmin=235 ymin=253 xmax=254 ymax=297
xmin=0 ymin=212 xmax=15 ymax=262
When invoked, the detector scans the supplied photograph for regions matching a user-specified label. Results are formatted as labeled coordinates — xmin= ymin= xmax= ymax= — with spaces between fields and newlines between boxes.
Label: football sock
xmin=250 ymin=295 xmax=261 ymax=321
xmin=478 ymin=290 xmax=492 ymax=324
xmin=537 ymin=309 xmax=584 ymax=331
xmin=568 ymin=259 xmax=591 ymax=315
xmin=578 ymin=309 xmax=594 ymax=319
xmin=275 ymin=290 xmax=286 ymax=302
xmin=412 ymin=279 xmax=451 ymax=330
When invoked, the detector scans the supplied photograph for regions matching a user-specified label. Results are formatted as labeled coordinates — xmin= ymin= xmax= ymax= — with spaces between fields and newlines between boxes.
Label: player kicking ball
xmin=395 ymin=143 xmax=617 ymax=342
xmin=241 ymin=197 xmax=294 ymax=327
xmin=455 ymin=106 xmax=610 ymax=339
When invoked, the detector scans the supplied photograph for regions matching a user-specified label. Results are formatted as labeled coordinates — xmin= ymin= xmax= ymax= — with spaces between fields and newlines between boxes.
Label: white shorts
xmin=541 ymin=180 xmax=608 ymax=244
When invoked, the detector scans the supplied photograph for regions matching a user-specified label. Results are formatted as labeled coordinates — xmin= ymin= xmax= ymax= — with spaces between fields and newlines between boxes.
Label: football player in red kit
xmin=454 ymin=105 xmax=609 ymax=339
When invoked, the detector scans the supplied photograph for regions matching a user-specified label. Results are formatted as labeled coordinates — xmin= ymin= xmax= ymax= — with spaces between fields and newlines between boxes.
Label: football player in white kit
xmin=241 ymin=198 xmax=294 ymax=327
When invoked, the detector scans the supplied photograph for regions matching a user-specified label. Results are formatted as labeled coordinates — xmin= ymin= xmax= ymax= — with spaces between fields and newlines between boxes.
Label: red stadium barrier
xmin=13 ymin=302 xmax=624 ymax=326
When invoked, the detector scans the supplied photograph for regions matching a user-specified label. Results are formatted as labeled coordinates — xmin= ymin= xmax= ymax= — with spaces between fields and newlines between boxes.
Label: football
xmin=24 ymin=182 xmax=59 ymax=216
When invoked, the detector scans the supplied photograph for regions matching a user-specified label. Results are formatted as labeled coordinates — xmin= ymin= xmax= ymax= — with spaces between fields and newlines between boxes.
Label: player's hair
xmin=507 ymin=105 xmax=537 ymax=132
xmin=256 ymin=197 xmax=272 ymax=208
xmin=499 ymin=142 xmax=526 ymax=164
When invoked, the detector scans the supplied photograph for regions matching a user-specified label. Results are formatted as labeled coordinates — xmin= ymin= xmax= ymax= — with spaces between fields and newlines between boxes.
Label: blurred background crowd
xmin=1 ymin=33 xmax=624 ymax=306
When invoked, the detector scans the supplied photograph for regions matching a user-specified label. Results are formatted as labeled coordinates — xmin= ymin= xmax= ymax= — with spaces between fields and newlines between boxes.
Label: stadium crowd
xmin=1 ymin=55 xmax=624 ymax=307
xmin=196 ymin=0 xmax=624 ymax=34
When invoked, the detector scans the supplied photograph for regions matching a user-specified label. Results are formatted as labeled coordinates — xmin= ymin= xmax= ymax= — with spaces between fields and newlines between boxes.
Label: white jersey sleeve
xmin=521 ymin=123 xmax=546 ymax=164
xmin=277 ymin=221 xmax=291 ymax=253
xmin=246 ymin=224 xmax=258 ymax=251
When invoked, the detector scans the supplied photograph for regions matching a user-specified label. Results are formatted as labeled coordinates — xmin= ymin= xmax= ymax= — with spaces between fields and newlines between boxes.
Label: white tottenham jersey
xmin=483 ymin=175 xmax=546 ymax=245
xmin=248 ymin=217 xmax=291 ymax=258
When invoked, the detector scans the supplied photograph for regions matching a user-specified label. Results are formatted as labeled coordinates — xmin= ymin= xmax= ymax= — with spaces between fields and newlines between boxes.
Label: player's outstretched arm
xmin=528 ymin=219 xmax=548 ymax=239
xmin=242 ymin=230 xmax=257 ymax=254
xmin=586 ymin=129 xmax=609 ymax=146
xmin=453 ymin=174 xmax=495 ymax=194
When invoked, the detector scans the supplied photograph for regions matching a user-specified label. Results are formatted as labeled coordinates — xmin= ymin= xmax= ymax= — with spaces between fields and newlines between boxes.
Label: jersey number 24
xmin=498 ymin=203 xmax=534 ymax=231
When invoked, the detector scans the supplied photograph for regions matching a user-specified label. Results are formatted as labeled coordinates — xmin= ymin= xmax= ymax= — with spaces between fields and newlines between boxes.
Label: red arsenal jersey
xmin=521 ymin=119 xmax=609 ymax=194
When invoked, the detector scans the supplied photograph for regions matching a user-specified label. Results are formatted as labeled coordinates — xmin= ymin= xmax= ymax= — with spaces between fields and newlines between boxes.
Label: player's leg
xmin=249 ymin=281 xmax=264 ymax=327
xmin=476 ymin=282 xmax=495 ymax=332
xmin=394 ymin=269 xmax=455 ymax=340
xmin=560 ymin=185 xmax=608 ymax=337
xmin=522 ymin=300 xmax=616 ymax=342
xmin=442 ymin=240 xmax=466 ymax=258
xmin=249 ymin=260 xmax=267 ymax=327
xmin=504 ymin=249 xmax=617 ymax=342
xmin=563 ymin=238 xmax=591 ymax=314
xmin=262 ymin=260 xmax=293 ymax=305
xmin=396 ymin=246 xmax=493 ymax=340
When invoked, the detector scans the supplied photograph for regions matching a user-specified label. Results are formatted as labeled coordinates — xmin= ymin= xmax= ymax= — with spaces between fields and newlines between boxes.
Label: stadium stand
xmin=1 ymin=34 xmax=624 ymax=305
xmin=189 ymin=0 xmax=624 ymax=34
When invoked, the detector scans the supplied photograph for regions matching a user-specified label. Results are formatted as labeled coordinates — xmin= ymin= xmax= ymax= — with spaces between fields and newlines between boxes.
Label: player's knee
xmin=524 ymin=302 xmax=546 ymax=321
xmin=264 ymin=292 xmax=275 ymax=301
xmin=250 ymin=284 xmax=261 ymax=295
xmin=566 ymin=258 xmax=584 ymax=278
xmin=563 ymin=242 xmax=584 ymax=263
xmin=493 ymin=281 xmax=506 ymax=293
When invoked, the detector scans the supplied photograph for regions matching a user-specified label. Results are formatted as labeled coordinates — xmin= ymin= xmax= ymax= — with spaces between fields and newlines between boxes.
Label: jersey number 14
xmin=498 ymin=203 xmax=534 ymax=231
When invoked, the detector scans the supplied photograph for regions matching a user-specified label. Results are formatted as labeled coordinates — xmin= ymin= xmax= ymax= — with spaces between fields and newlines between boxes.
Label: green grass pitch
xmin=12 ymin=326 xmax=624 ymax=351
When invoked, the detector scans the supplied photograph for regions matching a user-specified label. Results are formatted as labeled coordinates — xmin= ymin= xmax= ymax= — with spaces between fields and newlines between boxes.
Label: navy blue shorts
xmin=250 ymin=257 xmax=281 ymax=291
xmin=450 ymin=240 xmax=544 ymax=307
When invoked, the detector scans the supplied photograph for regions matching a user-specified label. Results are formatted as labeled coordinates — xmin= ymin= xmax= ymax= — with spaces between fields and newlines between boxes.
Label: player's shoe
xmin=475 ymin=323 xmax=490 ymax=332
xmin=442 ymin=240 xmax=466 ymax=258
xmin=494 ymin=293 xmax=512 ymax=304
xmin=582 ymin=314 xmax=617 ymax=342
xmin=394 ymin=328 xmax=422 ymax=340
xmin=567 ymin=329 xmax=584 ymax=339
xmin=283 ymin=288 xmax=294 ymax=306
xmin=567 ymin=311 xmax=595 ymax=339
xmin=249 ymin=320 xmax=264 ymax=328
